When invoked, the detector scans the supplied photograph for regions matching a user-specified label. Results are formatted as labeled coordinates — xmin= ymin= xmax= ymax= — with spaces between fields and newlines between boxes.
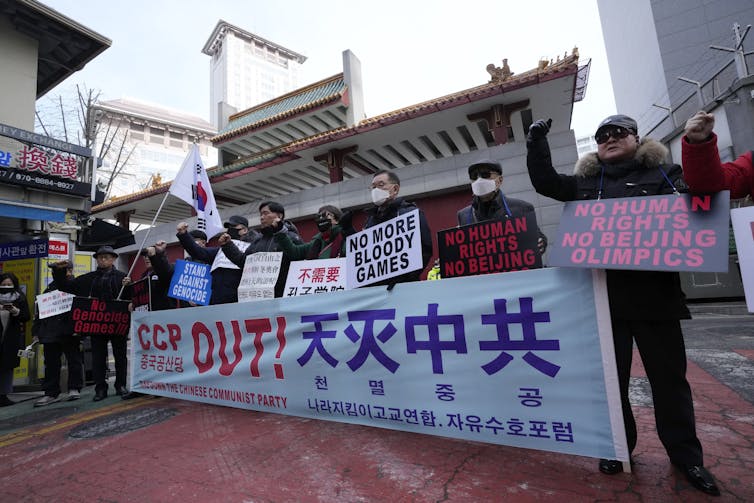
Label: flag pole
xmin=117 ymin=189 xmax=171 ymax=300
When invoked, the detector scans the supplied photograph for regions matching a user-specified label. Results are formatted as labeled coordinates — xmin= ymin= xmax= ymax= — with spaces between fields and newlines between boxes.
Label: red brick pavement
xmin=1 ymin=349 xmax=752 ymax=502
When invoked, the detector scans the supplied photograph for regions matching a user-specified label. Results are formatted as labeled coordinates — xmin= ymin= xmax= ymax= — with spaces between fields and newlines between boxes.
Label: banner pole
xmin=117 ymin=190 xmax=171 ymax=299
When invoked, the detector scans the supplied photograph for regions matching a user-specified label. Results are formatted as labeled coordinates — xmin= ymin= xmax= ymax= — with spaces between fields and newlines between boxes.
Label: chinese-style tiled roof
xmin=213 ymin=74 xmax=346 ymax=142
xmin=217 ymin=53 xmax=581 ymax=175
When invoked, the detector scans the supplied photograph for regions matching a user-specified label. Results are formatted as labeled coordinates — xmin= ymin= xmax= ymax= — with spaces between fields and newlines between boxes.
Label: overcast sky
xmin=41 ymin=0 xmax=616 ymax=139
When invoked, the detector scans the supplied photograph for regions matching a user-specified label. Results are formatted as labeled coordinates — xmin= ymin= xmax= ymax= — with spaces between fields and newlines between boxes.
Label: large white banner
xmin=731 ymin=206 xmax=754 ymax=311
xmin=131 ymin=267 xmax=627 ymax=461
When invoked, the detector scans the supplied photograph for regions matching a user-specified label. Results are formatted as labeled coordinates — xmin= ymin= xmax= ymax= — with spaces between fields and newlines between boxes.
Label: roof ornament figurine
xmin=486 ymin=58 xmax=513 ymax=83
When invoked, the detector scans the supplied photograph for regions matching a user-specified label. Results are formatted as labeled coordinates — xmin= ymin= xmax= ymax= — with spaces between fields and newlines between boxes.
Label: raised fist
xmin=218 ymin=233 xmax=231 ymax=246
xmin=177 ymin=222 xmax=188 ymax=234
xmin=684 ymin=111 xmax=714 ymax=144
xmin=528 ymin=118 xmax=552 ymax=140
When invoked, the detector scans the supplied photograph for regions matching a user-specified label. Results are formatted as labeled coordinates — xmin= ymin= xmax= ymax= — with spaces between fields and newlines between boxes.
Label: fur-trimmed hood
xmin=574 ymin=138 xmax=669 ymax=177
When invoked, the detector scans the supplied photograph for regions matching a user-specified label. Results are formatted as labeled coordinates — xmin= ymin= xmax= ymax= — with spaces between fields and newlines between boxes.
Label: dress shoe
xmin=598 ymin=458 xmax=624 ymax=475
xmin=93 ymin=391 xmax=107 ymax=402
xmin=115 ymin=386 xmax=128 ymax=396
xmin=677 ymin=464 xmax=720 ymax=496
xmin=0 ymin=395 xmax=15 ymax=407
xmin=121 ymin=391 xmax=143 ymax=400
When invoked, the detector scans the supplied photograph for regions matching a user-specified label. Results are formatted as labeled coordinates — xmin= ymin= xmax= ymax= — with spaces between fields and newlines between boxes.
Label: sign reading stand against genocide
xmin=346 ymin=209 xmax=423 ymax=288
xmin=168 ymin=259 xmax=212 ymax=306
xmin=438 ymin=212 xmax=542 ymax=278
xmin=549 ymin=192 xmax=730 ymax=272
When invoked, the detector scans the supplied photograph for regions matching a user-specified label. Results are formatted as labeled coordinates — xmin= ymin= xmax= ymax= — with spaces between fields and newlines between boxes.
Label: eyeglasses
xmin=595 ymin=126 xmax=633 ymax=145
xmin=371 ymin=181 xmax=393 ymax=189
xmin=469 ymin=170 xmax=496 ymax=181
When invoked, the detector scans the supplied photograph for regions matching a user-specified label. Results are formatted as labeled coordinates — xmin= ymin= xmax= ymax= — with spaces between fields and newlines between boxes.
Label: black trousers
xmin=91 ymin=335 xmax=127 ymax=393
xmin=612 ymin=319 xmax=703 ymax=465
xmin=41 ymin=338 xmax=84 ymax=397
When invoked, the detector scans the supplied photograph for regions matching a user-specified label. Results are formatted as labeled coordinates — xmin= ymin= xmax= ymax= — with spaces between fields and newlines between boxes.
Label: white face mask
xmin=471 ymin=177 xmax=497 ymax=197
xmin=371 ymin=187 xmax=391 ymax=206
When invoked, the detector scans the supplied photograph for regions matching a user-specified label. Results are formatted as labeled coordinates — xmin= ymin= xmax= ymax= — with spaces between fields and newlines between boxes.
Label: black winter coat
xmin=527 ymin=136 xmax=690 ymax=321
xmin=0 ymin=293 xmax=31 ymax=372
xmin=53 ymin=266 xmax=131 ymax=301
xmin=457 ymin=191 xmax=548 ymax=252
xmin=32 ymin=281 xmax=74 ymax=344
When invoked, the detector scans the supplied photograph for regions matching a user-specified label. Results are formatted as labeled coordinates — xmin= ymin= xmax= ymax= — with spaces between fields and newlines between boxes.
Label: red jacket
xmin=682 ymin=133 xmax=754 ymax=198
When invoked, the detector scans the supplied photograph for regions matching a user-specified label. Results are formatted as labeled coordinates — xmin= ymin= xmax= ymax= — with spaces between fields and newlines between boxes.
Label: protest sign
xmin=211 ymin=239 xmax=250 ymax=271
xmin=549 ymin=192 xmax=730 ymax=272
xmin=284 ymin=258 xmax=348 ymax=297
xmin=438 ymin=212 xmax=542 ymax=278
xmin=70 ymin=297 xmax=130 ymax=336
xmin=168 ymin=260 xmax=212 ymax=306
xmin=131 ymin=267 xmax=628 ymax=462
xmin=238 ymin=252 xmax=282 ymax=302
xmin=130 ymin=277 xmax=151 ymax=312
xmin=346 ymin=209 xmax=423 ymax=288
xmin=36 ymin=289 xmax=74 ymax=319
xmin=731 ymin=206 xmax=754 ymax=312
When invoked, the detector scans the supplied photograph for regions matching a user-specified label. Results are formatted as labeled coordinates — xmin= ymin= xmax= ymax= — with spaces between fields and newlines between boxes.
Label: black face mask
xmin=316 ymin=216 xmax=332 ymax=233
xmin=0 ymin=286 xmax=15 ymax=295
xmin=227 ymin=228 xmax=241 ymax=239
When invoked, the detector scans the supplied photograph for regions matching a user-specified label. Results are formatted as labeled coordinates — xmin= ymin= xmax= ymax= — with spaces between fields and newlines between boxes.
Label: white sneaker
xmin=67 ymin=389 xmax=81 ymax=401
xmin=34 ymin=395 xmax=61 ymax=407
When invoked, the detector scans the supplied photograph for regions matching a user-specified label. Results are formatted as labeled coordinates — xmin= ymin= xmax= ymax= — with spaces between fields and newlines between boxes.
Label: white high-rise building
xmin=202 ymin=21 xmax=306 ymax=129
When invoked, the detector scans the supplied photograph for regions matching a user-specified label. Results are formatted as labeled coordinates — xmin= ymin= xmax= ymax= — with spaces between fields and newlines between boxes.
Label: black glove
xmin=338 ymin=210 xmax=356 ymax=236
xmin=528 ymin=118 xmax=552 ymax=140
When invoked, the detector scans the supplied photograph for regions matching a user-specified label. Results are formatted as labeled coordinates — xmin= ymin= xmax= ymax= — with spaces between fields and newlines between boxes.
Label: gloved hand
xmin=528 ymin=119 xmax=552 ymax=140
xmin=338 ymin=210 xmax=356 ymax=236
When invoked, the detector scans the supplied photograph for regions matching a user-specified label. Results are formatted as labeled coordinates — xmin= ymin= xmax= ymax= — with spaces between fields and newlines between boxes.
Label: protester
xmin=51 ymin=246 xmax=131 ymax=402
xmin=361 ymin=170 xmax=433 ymax=284
xmin=0 ymin=272 xmax=31 ymax=407
xmin=223 ymin=215 xmax=261 ymax=243
xmin=136 ymin=246 xmax=174 ymax=311
xmin=218 ymin=201 xmax=302 ymax=297
xmin=526 ymin=115 xmax=719 ymax=496
xmin=682 ymin=110 xmax=754 ymax=196
xmin=427 ymin=258 xmax=441 ymax=280
xmin=458 ymin=159 xmax=548 ymax=256
xmin=32 ymin=264 xmax=83 ymax=406
xmin=177 ymin=221 xmax=245 ymax=305
xmin=273 ymin=205 xmax=350 ymax=260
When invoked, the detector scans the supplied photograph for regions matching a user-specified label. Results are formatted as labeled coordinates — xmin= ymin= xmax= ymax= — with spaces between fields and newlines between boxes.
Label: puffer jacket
xmin=527 ymin=135 xmax=690 ymax=321
xmin=682 ymin=133 xmax=754 ymax=198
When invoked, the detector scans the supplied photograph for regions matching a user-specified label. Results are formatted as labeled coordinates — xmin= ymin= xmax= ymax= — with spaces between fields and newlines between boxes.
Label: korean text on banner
xmin=36 ymin=290 xmax=74 ymax=319
xmin=346 ymin=209 xmax=423 ymax=288
xmin=168 ymin=259 xmax=211 ymax=306
xmin=731 ymin=206 xmax=754 ymax=312
xmin=438 ymin=211 xmax=542 ymax=278
xmin=168 ymin=144 xmax=224 ymax=240
xmin=238 ymin=252 xmax=282 ymax=302
xmin=549 ymin=192 xmax=730 ymax=272
xmin=284 ymin=257 xmax=348 ymax=297
xmin=131 ymin=267 xmax=628 ymax=462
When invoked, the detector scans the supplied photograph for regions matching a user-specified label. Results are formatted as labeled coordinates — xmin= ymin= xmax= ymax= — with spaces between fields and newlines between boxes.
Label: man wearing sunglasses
xmin=526 ymin=115 xmax=719 ymax=496
xmin=457 ymin=160 xmax=547 ymax=256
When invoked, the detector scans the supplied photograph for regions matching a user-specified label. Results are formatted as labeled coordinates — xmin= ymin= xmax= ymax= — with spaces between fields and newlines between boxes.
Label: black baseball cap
xmin=468 ymin=160 xmax=502 ymax=176
xmin=595 ymin=114 xmax=638 ymax=136
xmin=224 ymin=215 xmax=249 ymax=228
